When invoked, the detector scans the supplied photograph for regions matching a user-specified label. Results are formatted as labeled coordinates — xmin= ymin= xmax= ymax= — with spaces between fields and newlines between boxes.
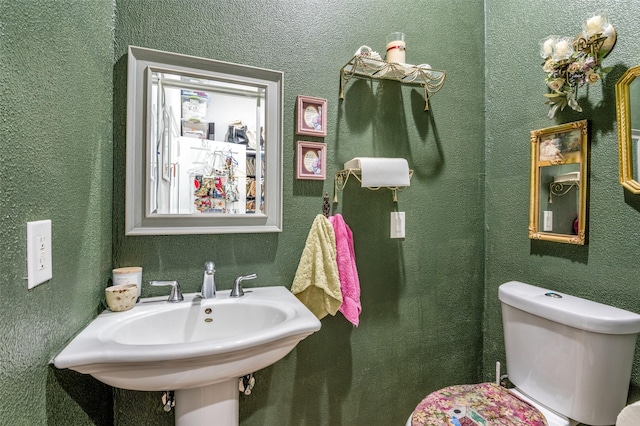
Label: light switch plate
xmin=390 ymin=212 xmax=405 ymax=239
xmin=27 ymin=220 xmax=52 ymax=289
xmin=543 ymin=210 xmax=553 ymax=232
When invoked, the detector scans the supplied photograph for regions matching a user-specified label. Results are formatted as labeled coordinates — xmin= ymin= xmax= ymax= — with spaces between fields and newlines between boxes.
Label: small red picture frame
xmin=296 ymin=141 xmax=326 ymax=180
xmin=296 ymin=95 xmax=327 ymax=137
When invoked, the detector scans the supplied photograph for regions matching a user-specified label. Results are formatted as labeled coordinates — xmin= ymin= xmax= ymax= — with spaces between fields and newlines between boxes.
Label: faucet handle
xmin=149 ymin=280 xmax=184 ymax=303
xmin=230 ymin=274 xmax=257 ymax=298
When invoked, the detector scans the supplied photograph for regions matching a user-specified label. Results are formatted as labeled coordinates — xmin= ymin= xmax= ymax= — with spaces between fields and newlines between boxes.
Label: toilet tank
xmin=499 ymin=281 xmax=640 ymax=426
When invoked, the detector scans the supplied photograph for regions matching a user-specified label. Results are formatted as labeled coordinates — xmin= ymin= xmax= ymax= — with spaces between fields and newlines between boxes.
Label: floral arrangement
xmin=540 ymin=14 xmax=615 ymax=118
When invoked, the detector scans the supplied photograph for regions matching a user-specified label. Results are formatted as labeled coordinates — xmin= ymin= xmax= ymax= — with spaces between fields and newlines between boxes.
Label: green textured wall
xmin=112 ymin=0 xmax=484 ymax=425
xmin=17 ymin=0 xmax=640 ymax=425
xmin=0 ymin=0 xmax=115 ymax=424
xmin=484 ymin=0 xmax=640 ymax=402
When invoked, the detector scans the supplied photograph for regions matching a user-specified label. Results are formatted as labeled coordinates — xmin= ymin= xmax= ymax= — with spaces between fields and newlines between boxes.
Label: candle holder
xmin=385 ymin=32 xmax=406 ymax=64
xmin=540 ymin=14 xmax=616 ymax=119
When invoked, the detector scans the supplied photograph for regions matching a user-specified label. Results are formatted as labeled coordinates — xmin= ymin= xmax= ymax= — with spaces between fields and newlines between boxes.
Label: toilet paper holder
xmin=333 ymin=168 xmax=414 ymax=203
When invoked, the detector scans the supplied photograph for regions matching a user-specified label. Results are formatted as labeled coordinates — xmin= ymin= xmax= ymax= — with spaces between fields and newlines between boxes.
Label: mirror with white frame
xmin=616 ymin=65 xmax=640 ymax=193
xmin=126 ymin=46 xmax=283 ymax=235
xmin=529 ymin=120 xmax=588 ymax=245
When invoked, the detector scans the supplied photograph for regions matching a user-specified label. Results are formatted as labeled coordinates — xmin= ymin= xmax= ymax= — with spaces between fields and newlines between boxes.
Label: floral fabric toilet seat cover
xmin=412 ymin=382 xmax=548 ymax=426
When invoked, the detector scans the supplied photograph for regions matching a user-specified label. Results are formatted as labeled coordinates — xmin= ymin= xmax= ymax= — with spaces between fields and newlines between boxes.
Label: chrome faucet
xmin=149 ymin=280 xmax=184 ymax=302
xmin=230 ymin=274 xmax=257 ymax=298
xmin=201 ymin=261 xmax=216 ymax=299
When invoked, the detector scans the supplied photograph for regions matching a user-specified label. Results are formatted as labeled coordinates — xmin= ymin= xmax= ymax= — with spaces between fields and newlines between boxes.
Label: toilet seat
xmin=508 ymin=389 xmax=570 ymax=426
xmin=410 ymin=382 xmax=548 ymax=426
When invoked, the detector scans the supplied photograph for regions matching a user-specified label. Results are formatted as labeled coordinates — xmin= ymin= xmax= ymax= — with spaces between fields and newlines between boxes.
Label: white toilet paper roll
xmin=616 ymin=400 xmax=640 ymax=426
xmin=343 ymin=157 xmax=410 ymax=188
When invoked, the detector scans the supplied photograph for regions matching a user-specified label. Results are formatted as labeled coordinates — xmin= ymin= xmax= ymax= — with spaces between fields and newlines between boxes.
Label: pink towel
xmin=329 ymin=214 xmax=361 ymax=326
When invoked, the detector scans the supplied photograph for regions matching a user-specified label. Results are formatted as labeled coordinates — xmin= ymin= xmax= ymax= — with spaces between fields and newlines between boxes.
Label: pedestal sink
xmin=53 ymin=286 xmax=321 ymax=426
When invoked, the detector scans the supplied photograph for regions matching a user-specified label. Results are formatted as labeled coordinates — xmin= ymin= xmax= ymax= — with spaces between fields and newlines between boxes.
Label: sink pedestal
xmin=175 ymin=380 xmax=239 ymax=426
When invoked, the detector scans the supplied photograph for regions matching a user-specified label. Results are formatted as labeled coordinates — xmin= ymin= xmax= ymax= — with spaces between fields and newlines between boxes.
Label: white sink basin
xmin=113 ymin=301 xmax=288 ymax=346
xmin=53 ymin=286 xmax=321 ymax=392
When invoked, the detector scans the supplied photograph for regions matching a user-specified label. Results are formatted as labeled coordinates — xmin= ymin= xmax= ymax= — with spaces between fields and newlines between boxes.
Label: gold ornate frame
xmin=529 ymin=120 xmax=588 ymax=245
xmin=615 ymin=65 xmax=640 ymax=193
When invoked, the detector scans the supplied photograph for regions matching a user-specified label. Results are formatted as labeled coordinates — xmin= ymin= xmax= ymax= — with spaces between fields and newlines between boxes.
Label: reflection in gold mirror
xmin=529 ymin=120 xmax=588 ymax=245
xmin=616 ymin=65 xmax=640 ymax=193
xmin=126 ymin=46 xmax=283 ymax=235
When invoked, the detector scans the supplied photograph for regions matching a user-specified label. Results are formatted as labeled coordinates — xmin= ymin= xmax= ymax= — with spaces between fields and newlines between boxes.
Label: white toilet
xmin=406 ymin=281 xmax=640 ymax=426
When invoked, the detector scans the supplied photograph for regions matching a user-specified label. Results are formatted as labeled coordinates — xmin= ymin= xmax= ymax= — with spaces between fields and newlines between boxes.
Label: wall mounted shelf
xmin=333 ymin=168 xmax=414 ymax=203
xmin=339 ymin=55 xmax=446 ymax=110
xmin=549 ymin=179 xmax=579 ymax=200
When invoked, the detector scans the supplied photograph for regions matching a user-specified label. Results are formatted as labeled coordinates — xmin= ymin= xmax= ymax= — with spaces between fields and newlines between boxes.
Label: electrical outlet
xmin=390 ymin=212 xmax=405 ymax=239
xmin=27 ymin=220 xmax=52 ymax=289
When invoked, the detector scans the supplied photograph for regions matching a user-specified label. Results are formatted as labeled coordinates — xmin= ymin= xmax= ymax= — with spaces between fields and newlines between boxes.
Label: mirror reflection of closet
xmin=149 ymin=70 xmax=264 ymax=216
xmin=126 ymin=46 xmax=283 ymax=235
xmin=529 ymin=120 xmax=588 ymax=245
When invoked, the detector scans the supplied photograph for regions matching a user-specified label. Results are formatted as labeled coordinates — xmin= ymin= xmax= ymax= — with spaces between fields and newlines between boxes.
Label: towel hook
xmin=322 ymin=192 xmax=331 ymax=217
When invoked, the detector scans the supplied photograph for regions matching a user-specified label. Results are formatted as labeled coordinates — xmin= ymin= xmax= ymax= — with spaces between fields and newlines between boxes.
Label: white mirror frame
xmin=126 ymin=46 xmax=283 ymax=235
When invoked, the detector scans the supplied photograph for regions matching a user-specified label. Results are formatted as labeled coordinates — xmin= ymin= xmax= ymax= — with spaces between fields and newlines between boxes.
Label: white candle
xmin=586 ymin=15 xmax=604 ymax=37
xmin=385 ymin=32 xmax=406 ymax=64
xmin=542 ymin=38 xmax=555 ymax=58
xmin=554 ymin=40 xmax=571 ymax=58
xmin=113 ymin=266 xmax=142 ymax=297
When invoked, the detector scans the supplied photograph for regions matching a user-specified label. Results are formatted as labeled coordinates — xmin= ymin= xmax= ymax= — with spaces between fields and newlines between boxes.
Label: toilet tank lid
xmin=499 ymin=281 xmax=640 ymax=335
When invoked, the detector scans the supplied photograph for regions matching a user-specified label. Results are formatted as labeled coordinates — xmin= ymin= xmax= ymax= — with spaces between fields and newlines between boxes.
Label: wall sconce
xmin=540 ymin=14 xmax=616 ymax=119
